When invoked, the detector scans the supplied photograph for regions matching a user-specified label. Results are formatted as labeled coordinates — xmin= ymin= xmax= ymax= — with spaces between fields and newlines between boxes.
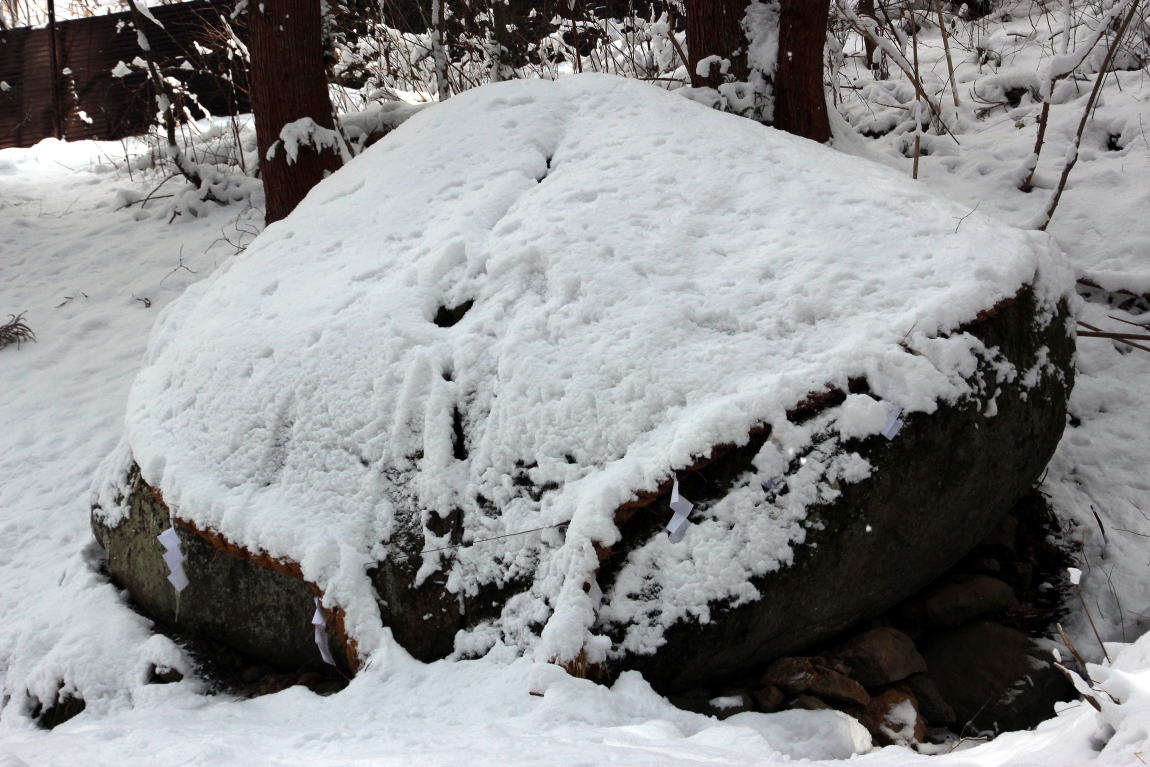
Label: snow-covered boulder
xmin=92 ymin=74 xmax=1074 ymax=689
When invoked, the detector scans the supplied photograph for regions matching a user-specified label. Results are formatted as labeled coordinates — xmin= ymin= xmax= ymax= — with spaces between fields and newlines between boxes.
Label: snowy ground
xmin=3 ymin=5 xmax=1150 ymax=764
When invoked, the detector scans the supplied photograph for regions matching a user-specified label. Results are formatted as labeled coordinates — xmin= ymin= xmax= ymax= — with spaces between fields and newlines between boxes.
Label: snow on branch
xmin=268 ymin=117 xmax=352 ymax=165
xmin=834 ymin=0 xmax=959 ymax=144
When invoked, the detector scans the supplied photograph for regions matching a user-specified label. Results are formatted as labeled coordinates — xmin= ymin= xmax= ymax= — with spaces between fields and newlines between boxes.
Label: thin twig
xmin=1077 ymin=331 xmax=1150 ymax=341
xmin=934 ymin=0 xmax=961 ymax=107
xmin=953 ymin=202 xmax=981 ymax=232
xmin=1077 ymin=320 xmax=1150 ymax=353
xmin=1056 ymin=621 xmax=1093 ymax=682
xmin=1073 ymin=581 xmax=1112 ymax=663
xmin=835 ymin=0 xmax=961 ymax=145
xmin=159 ymin=248 xmax=198 ymax=286
xmin=1108 ymin=315 xmax=1150 ymax=329
xmin=1054 ymin=661 xmax=1103 ymax=710
xmin=911 ymin=9 xmax=923 ymax=179
xmin=1038 ymin=0 xmax=1143 ymax=230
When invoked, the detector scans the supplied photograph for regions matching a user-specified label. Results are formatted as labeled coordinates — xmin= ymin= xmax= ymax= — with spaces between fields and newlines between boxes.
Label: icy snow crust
xmin=111 ymin=74 xmax=1068 ymax=665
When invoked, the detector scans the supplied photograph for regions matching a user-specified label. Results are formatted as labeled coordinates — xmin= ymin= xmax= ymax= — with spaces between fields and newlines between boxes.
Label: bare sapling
xmin=127 ymin=0 xmax=207 ymax=192
xmin=934 ymin=0 xmax=961 ymax=107
xmin=911 ymin=7 xmax=924 ymax=178
xmin=835 ymin=0 xmax=960 ymax=144
xmin=1021 ymin=0 xmax=1139 ymax=192
xmin=1037 ymin=0 xmax=1143 ymax=230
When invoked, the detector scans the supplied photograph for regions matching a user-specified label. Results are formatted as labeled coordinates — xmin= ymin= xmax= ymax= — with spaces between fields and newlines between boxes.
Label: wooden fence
xmin=0 ymin=0 xmax=674 ymax=151
xmin=0 ymin=0 xmax=248 ymax=150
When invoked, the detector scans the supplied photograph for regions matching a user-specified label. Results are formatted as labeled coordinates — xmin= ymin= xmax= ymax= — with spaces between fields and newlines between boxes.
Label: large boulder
xmin=91 ymin=74 xmax=1074 ymax=693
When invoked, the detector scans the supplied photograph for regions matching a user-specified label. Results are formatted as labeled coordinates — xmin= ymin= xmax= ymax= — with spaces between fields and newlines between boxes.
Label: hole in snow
xmin=537 ymin=155 xmax=553 ymax=183
xmin=29 ymin=685 xmax=86 ymax=730
xmin=451 ymin=406 xmax=468 ymax=460
xmin=434 ymin=300 xmax=474 ymax=328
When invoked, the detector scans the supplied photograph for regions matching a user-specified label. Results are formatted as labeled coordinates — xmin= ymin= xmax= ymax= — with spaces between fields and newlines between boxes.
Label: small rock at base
xmin=753 ymin=684 xmax=785 ymax=713
xmin=762 ymin=657 xmax=870 ymax=707
xmin=831 ymin=627 xmax=927 ymax=687
xmin=906 ymin=673 xmax=956 ymax=724
xmin=789 ymin=694 xmax=832 ymax=711
xmin=924 ymin=576 xmax=1018 ymax=629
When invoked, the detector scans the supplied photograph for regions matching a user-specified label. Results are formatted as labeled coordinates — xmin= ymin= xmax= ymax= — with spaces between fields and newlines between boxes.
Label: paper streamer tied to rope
xmin=666 ymin=478 xmax=695 ymax=543
xmin=312 ymin=598 xmax=336 ymax=666
xmin=882 ymin=404 xmax=904 ymax=440
xmin=157 ymin=526 xmax=189 ymax=592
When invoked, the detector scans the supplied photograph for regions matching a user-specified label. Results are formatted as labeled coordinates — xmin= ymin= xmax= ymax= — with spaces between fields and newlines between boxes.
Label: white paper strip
xmin=161 ymin=548 xmax=183 ymax=571
xmin=156 ymin=525 xmax=188 ymax=593
xmin=167 ymin=564 xmax=189 ymax=592
xmin=157 ymin=526 xmax=181 ymax=550
xmin=667 ymin=514 xmax=691 ymax=544
xmin=312 ymin=598 xmax=336 ymax=666
xmin=666 ymin=479 xmax=694 ymax=543
xmin=882 ymin=404 xmax=904 ymax=440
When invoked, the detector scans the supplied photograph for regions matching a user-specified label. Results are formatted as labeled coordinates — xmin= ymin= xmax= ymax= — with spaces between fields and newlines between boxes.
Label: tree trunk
xmin=248 ymin=0 xmax=341 ymax=225
xmin=685 ymin=0 xmax=748 ymax=88
xmin=857 ymin=0 xmax=879 ymax=71
xmin=46 ymin=0 xmax=63 ymax=139
xmin=773 ymin=0 xmax=831 ymax=143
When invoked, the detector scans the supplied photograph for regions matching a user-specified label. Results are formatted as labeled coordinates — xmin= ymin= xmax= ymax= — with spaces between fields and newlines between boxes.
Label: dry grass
xmin=0 ymin=312 xmax=36 ymax=350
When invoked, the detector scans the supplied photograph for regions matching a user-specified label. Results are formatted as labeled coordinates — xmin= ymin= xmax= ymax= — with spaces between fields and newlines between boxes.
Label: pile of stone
xmin=667 ymin=496 xmax=1076 ymax=748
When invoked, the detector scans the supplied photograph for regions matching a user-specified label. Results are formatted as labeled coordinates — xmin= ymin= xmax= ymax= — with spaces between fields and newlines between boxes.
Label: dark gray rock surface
xmin=624 ymin=287 xmax=1073 ymax=691
xmin=924 ymin=575 xmax=1019 ymax=628
xmin=920 ymin=621 xmax=1073 ymax=732
xmin=92 ymin=469 xmax=336 ymax=671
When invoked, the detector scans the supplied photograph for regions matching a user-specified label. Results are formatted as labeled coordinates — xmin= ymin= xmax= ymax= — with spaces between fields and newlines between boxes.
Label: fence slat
xmin=0 ymin=0 xmax=248 ymax=149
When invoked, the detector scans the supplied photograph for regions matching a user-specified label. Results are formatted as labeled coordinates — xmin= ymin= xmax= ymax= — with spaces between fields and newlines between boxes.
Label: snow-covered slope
xmin=98 ymin=74 xmax=1070 ymax=667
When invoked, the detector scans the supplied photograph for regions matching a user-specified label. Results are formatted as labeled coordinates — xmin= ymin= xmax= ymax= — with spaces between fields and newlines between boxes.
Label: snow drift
xmin=93 ymin=74 xmax=1075 ymax=682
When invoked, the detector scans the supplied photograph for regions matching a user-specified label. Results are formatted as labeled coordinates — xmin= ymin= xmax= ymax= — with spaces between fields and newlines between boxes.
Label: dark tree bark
xmin=685 ymin=0 xmax=748 ymax=88
xmin=249 ymin=0 xmax=342 ymax=225
xmin=857 ymin=0 xmax=879 ymax=71
xmin=46 ymin=0 xmax=64 ymax=139
xmin=772 ymin=0 xmax=831 ymax=143
xmin=685 ymin=0 xmax=831 ymax=142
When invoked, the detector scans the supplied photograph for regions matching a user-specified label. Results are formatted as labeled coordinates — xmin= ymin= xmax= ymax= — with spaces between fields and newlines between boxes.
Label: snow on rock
xmin=100 ymin=73 xmax=1072 ymax=670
